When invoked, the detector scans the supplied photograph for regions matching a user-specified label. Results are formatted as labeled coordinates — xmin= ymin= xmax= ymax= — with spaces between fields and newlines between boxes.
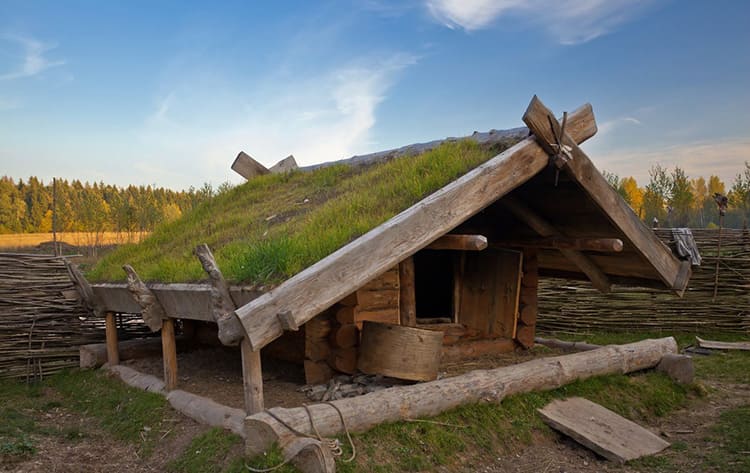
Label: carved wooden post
xmin=195 ymin=244 xmax=264 ymax=414
xmin=104 ymin=311 xmax=119 ymax=365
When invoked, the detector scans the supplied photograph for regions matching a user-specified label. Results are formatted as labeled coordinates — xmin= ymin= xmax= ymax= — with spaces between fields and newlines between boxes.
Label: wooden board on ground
xmin=696 ymin=336 xmax=750 ymax=351
xmin=538 ymin=397 xmax=670 ymax=463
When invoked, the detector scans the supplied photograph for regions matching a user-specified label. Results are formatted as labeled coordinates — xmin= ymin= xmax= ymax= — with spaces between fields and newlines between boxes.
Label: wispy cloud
xmin=425 ymin=0 xmax=655 ymax=44
xmin=0 ymin=34 xmax=65 ymax=80
xmin=136 ymin=52 xmax=418 ymax=187
xmin=592 ymin=138 xmax=750 ymax=186
xmin=597 ymin=116 xmax=642 ymax=136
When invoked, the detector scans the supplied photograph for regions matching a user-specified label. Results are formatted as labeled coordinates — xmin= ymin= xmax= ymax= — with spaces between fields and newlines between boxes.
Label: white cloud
xmin=135 ymin=53 xmax=418 ymax=188
xmin=425 ymin=0 xmax=655 ymax=44
xmin=590 ymin=138 xmax=750 ymax=186
xmin=0 ymin=34 xmax=65 ymax=80
xmin=597 ymin=116 xmax=642 ymax=136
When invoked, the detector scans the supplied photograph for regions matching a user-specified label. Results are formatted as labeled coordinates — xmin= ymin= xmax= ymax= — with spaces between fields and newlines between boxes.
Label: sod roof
xmin=88 ymin=137 xmax=521 ymax=285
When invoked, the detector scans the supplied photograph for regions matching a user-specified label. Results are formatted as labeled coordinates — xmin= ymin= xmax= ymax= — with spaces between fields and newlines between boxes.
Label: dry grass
xmin=0 ymin=232 xmax=149 ymax=249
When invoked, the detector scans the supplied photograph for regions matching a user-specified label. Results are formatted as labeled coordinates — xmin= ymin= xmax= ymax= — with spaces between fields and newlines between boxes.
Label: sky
xmin=1 ymin=0 xmax=748 ymax=190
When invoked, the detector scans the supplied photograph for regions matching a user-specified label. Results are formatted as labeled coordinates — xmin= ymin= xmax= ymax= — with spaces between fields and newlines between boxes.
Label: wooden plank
xmin=161 ymin=318 xmax=178 ymax=390
xmin=269 ymin=155 xmax=298 ymax=174
xmin=232 ymin=151 xmax=270 ymax=180
xmin=358 ymin=322 xmax=443 ymax=381
xmin=492 ymin=237 xmax=623 ymax=252
xmin=355 ymin=289 xmax=399 ymax=311
xmin=523 ymin=96 xmax=688 ymax=295
xmin=234 ymin=102 xmax=598 ymax=350
xmin=696 ymin=337 xmax=750 ymax=351
xmin=538 ymin=397 xmax=670 ymax=463
xmin=104 ymin=311 xmax=119 ymax=365
xmin=426 ymin=234 xmax=488 ymax=251
xmin=241 ymin=338 xmax=264 ymax=414
xmin=441 ymin=338 xmax=516 ymax=362
xmin=399 ymin=257 xmax=417 ymax=327
xmin=91 ymin=283 xmax=263 ymax=322
xmin=503 ymin=197 xmax=612 ymax=293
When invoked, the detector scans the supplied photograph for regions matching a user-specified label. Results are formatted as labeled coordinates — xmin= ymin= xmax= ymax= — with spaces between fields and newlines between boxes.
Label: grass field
xmin=0 ymin=232 xmax=149 ymax=249
xmin=88 ymin=139 xmax=516 ymax=284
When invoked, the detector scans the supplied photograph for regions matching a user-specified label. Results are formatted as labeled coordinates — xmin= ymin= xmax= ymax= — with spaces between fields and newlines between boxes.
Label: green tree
xmin=669 ymin=167 xmax=694 ymax=227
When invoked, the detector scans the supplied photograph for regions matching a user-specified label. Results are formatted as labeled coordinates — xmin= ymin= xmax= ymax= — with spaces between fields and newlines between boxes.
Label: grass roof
xmin=88 ymin=139 xmax=519 ymax=285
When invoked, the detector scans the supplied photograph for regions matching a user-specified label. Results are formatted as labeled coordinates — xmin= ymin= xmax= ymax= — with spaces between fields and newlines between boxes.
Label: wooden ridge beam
xmin=426 ymin=234 xmax=488 ymax=251
xmin=523 ymin=96 xmax=689 ymax=295
xmin=492 ymin=237 xmax=624 ymax=252
xmin=233 ymin=101 xmax=598 ymax=350
xmin=502 ymin=197 xmax=612 ymax=293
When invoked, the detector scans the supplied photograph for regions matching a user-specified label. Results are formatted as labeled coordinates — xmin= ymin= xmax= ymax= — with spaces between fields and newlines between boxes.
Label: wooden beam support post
xmin=426 ymin=234 xmax=488 ymax=251
xmin=522 ymin=95 xmax=689 ymax=295
xmin=502 ymin=197 xmax=612 ymax=293
xmin=399 ymin=257 xmax=417 ymax=327
xmin=195 ymin=244 xmax=264 ymax=414
xmin=122 ymin=264 xmax=166 ymax=331
xmin=234 ymin=102 xmax=598 ymax=350
xmin=104 ymin=311 xmax=119 ymax=365
xmin=161 ymin=318 xmax=178 ymax=390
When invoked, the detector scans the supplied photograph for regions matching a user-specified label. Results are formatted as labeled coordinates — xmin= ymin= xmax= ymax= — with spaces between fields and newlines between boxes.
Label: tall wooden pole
xmin=52 ymin=177 xmax=59 ymax=256
xmin=241 ymin=338 xmax=264 ymax=414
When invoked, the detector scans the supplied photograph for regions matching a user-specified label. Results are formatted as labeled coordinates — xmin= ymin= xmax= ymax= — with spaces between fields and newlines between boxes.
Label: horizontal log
xmin=493 ymin=238 xmax=623 ymax=252
xmin=426 ymin=234 xmax=488 ymax=251
xmin=79 ymin=336 xmax=189 ymax=368
xmin=245 ymin=337 xmax=678 ymax=455
xmin=441 ymin=338 xmax=516 ymax=362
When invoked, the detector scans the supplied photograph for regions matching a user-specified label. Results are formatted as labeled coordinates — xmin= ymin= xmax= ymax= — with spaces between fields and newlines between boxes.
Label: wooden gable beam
xmin=492 ymin=237 xmax=623 ymax=253
xmin=425 ymin=234 xmax=488 ymax=251
xmin=522 ymin=96 xmax=690 ymax=295
xmin=232 ymin=102 xmax=599 ymax=350
xmin=502 ymin=197 xmax=612 ymax=293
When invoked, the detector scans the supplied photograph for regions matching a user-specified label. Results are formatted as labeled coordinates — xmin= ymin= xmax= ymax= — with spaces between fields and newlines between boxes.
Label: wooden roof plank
xmin=522 ymin=96 xmax=689 ymax=295
xmin=233 ymin=103 xmax=599 ymax=350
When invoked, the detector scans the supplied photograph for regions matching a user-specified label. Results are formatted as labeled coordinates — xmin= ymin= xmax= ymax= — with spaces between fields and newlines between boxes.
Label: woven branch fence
xmin=538 ymin=228 xmax=750 ymax=334
xmin=0 ymin=253 xmax=149 ymax=381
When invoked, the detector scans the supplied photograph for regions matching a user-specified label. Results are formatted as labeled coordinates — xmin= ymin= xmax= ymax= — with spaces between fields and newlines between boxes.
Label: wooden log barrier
xmin=245 ymin=337 xmax=678 ymax=456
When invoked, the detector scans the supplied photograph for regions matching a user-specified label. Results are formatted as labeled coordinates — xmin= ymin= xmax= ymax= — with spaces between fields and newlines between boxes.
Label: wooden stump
xmin=358 ymin=322 xmax=443 ymax=381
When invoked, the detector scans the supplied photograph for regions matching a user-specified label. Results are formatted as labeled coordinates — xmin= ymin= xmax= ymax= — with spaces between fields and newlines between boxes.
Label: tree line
xmin=603 ymin=162 xmax=750 ymax=229
xmin=0 ymin=176 xmax=230 ymax=235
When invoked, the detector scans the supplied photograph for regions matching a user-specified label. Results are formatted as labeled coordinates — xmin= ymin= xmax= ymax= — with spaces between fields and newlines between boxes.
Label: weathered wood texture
xmin=161 ymin=318 xmax=178 ymax=390
xmin=241 ymin=338 xmax=264 ymax=414
xmin=358 ymin=322 xmax=444 ymax=381
xmin=234 ymin=103 xmax=598 ymax=350
xmin=304 ymin=312 xmax=334 ymax=383
xmin=503 ymin=197 xmax=612 ymax=293
xmin=123 ymin=264 xmax=166 ymax=331
xmin=459 ymin=249 xmax=522 ymax=338
xmin=399 ymin=257 xmax=417 ymax=327
xmin=232 ymin=151 xmax=270 ymax=180
xmin=493 ymin=237 xmax=623 ymax=252
xmin=79 ymin=336 xmax=190 ymax=369
xmin=696 ymin=337 xmax=750 ymax=351
xmin=245 ymin=337 xmax=678 ymax=455
xmin=516 ymin=250 xmax=538 ymax=348
xmin=269 ymin=155 xmax=298 ymax=174
xmin=538 ymin=229 xmax=750 ymax=334
xmin=539 ymin=397 xmax=670 ymax=463
xmin=194 ymin=244 xmax=245 ymax=346
xmin=426 ymin=234 xmax=488 ymax=251
xmin=440 ymin=338 xmax=516 ymax=362
xmin=523 ymin=96 xmax=688 ymax=294
xmin=104 ymin=311 xmax=119 ymax=364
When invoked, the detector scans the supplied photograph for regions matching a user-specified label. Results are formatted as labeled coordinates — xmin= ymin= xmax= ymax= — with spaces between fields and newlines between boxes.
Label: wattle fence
xmin=538 ymin=228 xmax=750 ymax=334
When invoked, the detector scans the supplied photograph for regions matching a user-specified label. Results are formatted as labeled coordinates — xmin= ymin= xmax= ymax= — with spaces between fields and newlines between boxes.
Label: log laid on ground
xmin=534 ymin=337 xmax=601 ymax=352
xmin=233 ymin=102 xmax=598 ymax=350
xmin=358 ymin=322 xmax=444 ymax=381
xmin=244 ymin=337 xmax=678 ymax=455
xmin=696 ymin=336 xmax=750 ymax=351
xmin=79 ymin=336 xmax=189 ymax=368
xmin=123 ymin=264 xmax=166 ymax=331
xmin=426 ymin=234 xmax=488 ymax=251
xmin=539 ymin=397 xmax=670 ymax=463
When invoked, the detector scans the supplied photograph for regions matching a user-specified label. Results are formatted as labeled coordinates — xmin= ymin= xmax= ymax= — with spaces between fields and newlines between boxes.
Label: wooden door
xmin=458 ymin=248 xmax=522 ymax=338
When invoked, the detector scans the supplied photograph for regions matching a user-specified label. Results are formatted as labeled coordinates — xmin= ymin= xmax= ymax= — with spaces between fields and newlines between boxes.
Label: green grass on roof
xmin=88 ymin=139 xmax=518 ymax=285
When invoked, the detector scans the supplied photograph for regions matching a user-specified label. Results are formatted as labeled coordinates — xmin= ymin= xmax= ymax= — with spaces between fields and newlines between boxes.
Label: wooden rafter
xmin=492 ymin=237 xmax=624 ymax=252
xmin=502 ymin=197 xmax=612 ymax=293
xmin=425 ymin=234 xmax=488 ymax=251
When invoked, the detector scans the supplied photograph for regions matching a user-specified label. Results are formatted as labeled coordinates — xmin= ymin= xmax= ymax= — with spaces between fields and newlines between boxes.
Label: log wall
xmin=538 ymin=229 xmax=750 ymax=333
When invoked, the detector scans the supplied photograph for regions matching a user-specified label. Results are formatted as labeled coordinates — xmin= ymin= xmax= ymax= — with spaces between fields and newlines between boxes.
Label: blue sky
xmin=1 ymin=0 xmax=748 ymax=189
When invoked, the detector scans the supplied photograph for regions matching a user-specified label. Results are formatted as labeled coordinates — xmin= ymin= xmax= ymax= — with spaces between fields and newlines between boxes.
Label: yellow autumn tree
xmin=620 ymin=177 xmax=643 ymax=217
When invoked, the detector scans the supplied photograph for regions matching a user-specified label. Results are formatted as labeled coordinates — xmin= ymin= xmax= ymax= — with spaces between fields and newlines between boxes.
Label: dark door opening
xmin=413 ymin=250 xmax=454 ymax=320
